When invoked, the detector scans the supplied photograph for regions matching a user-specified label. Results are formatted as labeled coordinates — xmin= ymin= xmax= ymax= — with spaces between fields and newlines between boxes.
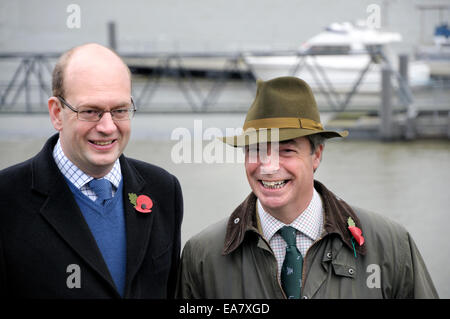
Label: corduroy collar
xmin=222 ymin=180 xmax=366 ymax=256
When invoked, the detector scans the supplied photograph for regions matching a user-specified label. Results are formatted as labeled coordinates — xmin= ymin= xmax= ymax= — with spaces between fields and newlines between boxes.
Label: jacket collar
xmin=222 ymin=180 xmax=366 ymax=256
xmin=119 ymin=152 xmax=156 ymax=295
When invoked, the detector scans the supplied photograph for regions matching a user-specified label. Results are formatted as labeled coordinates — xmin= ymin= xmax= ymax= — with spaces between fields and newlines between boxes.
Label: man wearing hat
xmin=176 ymin=76 xmax=437 ymax=299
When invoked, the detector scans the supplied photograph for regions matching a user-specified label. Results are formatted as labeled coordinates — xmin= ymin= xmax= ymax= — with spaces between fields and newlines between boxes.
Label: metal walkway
xmin=1 ymin=48 xmax=448 ymax=139
xmin=0 ymin=47 xmax=412 ymax=112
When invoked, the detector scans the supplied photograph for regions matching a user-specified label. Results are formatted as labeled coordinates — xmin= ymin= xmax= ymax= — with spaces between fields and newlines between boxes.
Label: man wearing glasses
xmin=0 ymin=43 xmax=183 ymax=298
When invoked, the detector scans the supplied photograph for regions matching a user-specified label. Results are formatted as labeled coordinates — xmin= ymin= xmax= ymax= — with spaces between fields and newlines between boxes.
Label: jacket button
xmin=348 ymin=268 xmax=355 ymax=275
xmin=234 ymin=218 xmax=240 ymax=224
xmin=326 ymin=252 xmax=332 ymax=259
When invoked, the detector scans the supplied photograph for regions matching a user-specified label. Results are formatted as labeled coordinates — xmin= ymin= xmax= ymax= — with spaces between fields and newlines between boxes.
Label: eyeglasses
xmin=57 ymin=96 xmax=136 ymax=122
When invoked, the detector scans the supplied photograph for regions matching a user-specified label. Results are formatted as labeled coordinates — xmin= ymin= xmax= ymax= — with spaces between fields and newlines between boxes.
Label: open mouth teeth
xmin=91 ymin=140 xmax=115 ymax=146
xmin=261 ymin=180 xmax=287 ymax=189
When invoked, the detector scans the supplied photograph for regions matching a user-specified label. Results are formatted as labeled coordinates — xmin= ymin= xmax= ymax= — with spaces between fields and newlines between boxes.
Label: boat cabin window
xmin=307 ymin=45 xmax=351 ymax=55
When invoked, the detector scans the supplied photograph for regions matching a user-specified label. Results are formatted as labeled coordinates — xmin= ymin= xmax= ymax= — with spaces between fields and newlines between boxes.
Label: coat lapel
xmin=32 ymin=135 xmax=118 ymax=295
xmin=119 ymin=156 xmax=155 ymax=293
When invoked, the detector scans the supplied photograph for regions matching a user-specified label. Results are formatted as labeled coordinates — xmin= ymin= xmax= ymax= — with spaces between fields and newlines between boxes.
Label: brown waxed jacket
xmin=176 ymin=181 xmax=438 ymax=299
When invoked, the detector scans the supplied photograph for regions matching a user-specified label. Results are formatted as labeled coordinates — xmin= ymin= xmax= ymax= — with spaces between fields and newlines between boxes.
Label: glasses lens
xmin=62 ymin=97 xmax=136 ymax=122
xmin=111 ymin=108 xmax=134 ymax=121
xmin=78 ymin=108 xmax=100 ymax=122
xmin=129 ymin=108 xmax=136 ymax=119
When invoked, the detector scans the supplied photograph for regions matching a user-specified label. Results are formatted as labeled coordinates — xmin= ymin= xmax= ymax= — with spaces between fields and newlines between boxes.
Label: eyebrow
xmin=77 ymin=101 xmax=132 ymax=109
xmin=279 ymin=140 xmax=298 ymax=147
xmin=245 ymin=139 xmax=299 ymax=151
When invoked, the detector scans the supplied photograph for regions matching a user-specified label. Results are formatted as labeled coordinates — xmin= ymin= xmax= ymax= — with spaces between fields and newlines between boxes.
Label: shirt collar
xmin=52 ymin=138 xmax=121 ymax=189
xmin=257 ymin=187 xmax=324 ymax=242
xmin=222 ymin=181 xmax=366 ymax=256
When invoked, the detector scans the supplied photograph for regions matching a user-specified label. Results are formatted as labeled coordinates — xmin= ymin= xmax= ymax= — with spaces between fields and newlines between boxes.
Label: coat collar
xmin=222 ymin=180 xmax=366 ymax=256
xmin=119 ymin=153 xmax=156 ymax=294
xmin=32 ymin=134 xmax=155 ymax=297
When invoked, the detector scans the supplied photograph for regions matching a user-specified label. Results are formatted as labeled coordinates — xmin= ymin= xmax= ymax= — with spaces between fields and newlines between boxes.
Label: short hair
xmin=306 ymin=134 xmax=326 ymax=154
xmin=244 ymin=134 xmax=326 ymax=154
xmin=52 ymin=44 xmax=132 ymax=99
xmin=306 ymin=134 xmax=325 ymax=173
xmin=52 ymin=48 xmax=76 ymax=98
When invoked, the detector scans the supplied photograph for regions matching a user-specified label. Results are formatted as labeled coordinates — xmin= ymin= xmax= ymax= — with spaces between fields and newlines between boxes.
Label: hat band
xmin=243 ymin=117 xmax=323 ymax=131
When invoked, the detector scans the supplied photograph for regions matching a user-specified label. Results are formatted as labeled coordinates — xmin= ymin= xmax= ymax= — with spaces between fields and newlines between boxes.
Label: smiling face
xmin=245 ymin=136 xmax=323 ymax=223
xmin=48 ymin=44 xmax=132 ymax=178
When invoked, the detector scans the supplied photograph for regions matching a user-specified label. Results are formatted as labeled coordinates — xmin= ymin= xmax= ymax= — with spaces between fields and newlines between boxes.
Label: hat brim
xmin=221 ymin=128 xmax=348 ymax=147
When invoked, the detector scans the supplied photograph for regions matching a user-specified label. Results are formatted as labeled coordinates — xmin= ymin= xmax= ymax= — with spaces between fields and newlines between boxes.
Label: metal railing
xmin=0 ymin=48 xmax=414 ymax=114
xmin=0 ymin=52 xmax=58 ymax=112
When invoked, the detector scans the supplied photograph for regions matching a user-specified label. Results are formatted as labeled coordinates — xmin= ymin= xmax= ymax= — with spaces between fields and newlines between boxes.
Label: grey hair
xmin=307 ymin=134 xmax=325 ymax=173
xmin=306 ymin=134 xmax=326 ymax=154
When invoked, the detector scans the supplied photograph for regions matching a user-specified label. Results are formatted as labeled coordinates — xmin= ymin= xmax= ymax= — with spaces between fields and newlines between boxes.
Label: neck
xmin=85 ymin=166 xmax=114 ymax=179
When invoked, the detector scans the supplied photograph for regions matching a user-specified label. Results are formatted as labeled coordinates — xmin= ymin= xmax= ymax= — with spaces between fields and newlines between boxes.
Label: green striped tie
xmin=279 ymin=226 xmax=303 ymax=299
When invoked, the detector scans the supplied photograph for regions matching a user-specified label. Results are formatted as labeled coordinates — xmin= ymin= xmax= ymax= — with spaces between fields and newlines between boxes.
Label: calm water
xmin=0 ymin=114 xmax=449 ymax=297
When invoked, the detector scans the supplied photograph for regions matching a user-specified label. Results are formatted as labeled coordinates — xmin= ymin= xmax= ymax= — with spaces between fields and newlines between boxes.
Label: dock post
xmin=380 ymin=66 xmax=393 ymax=140
xmin=108 ymin=21 xmax=117 ymax=51
xmin=447 ymin=111 xmax=450 ymax=139
xmin=399 ymin=54 xmax=409 ymax=85
xmin=399 ymin=54 xmax=416 ymax=139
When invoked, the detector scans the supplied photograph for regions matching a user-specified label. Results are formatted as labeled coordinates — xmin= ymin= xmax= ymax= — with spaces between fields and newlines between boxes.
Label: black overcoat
xmin=0 ymin=134 xmax=183 ymax=298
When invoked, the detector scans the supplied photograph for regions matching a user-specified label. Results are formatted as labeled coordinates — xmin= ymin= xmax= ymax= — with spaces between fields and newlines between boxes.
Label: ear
xmin=312 ymin=143 xmax=324 ymax=172
xmin=48 ymin=97 xmax=63 ymax=131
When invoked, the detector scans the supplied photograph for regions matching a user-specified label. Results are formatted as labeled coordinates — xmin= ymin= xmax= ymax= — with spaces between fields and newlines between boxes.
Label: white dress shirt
xmin=257 ymin=187 xmax=324 ymax=278
xmin=52 ymin=138 xmax=122 ymax=201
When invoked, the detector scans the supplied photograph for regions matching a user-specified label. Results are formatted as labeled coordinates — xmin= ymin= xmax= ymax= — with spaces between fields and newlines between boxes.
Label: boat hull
xmin=245 ymin=55 xmax=430 ymax=93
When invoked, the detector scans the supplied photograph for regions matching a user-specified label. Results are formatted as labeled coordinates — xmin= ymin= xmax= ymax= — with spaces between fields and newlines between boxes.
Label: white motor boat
xmin=415 ymin=23 xmax=450 ymax=79
xmin=245 ymin=21 xmax=431 ymax=93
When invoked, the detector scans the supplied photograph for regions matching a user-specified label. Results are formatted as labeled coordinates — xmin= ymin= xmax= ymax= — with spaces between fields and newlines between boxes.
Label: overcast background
xmin=1 ymin=0 xmax=449 ymax=54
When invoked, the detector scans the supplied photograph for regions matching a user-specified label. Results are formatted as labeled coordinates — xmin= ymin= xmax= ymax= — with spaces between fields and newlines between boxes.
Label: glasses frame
xmin=57 ymin=96 xmax=136 ymax=122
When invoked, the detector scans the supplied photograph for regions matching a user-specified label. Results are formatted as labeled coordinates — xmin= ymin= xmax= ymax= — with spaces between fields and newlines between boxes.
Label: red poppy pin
xmin=347 ymin=217 xmax=365 ymax=246
xmin=128 ymin=193 xmax=153 ymax=213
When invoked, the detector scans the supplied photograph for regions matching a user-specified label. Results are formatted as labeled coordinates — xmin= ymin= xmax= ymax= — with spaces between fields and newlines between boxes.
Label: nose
xmin=95 ymin=112 xmax=117 ymax=135
xmin=259 ymin=150 xmax=280 ymax=175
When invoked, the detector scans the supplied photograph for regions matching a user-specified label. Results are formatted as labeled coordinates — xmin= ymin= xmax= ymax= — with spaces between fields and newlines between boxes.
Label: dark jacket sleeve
xmin=0 ymin=227 xmax=6 ymax=297
xmin=176 ymin=239 xmax=203 ymax=299
xmin=393 ymin=229 xmax=439 ymax=298
xmin=167 ymin=175 xmax=184 ymax=298
xmin=401 ymin=232 xmax=439 ymax=298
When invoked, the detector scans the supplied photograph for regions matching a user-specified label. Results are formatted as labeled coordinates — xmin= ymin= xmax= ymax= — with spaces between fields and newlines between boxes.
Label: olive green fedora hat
xmin=222 ymin=76 xmax=348 ymax=147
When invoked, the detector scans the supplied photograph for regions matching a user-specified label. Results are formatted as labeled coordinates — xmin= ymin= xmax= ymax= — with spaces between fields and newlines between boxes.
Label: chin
xmin=257 ymin=194 xmax=289 ymax=210
xmin=88 ymin=153 xmax=119 ymax=168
